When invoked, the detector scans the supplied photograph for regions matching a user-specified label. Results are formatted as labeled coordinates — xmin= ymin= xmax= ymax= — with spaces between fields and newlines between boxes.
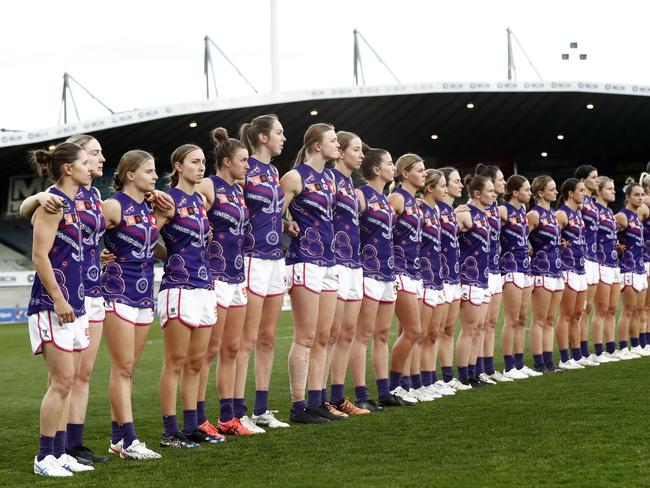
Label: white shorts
xmin=336 ymin=265 xmax=363 ymax=301
xmin=503 ymin=272 xmax=534 ymax=289
xmin=363 ymin=276 xmax=396 ymax=303
xmin=488 ymin=272 xmax=503 ymax=296
xmin=443 ymin=282 xmax=462 ymax=304
xmin=598 ymin=266 xmax=621 ymax=286
xmin=28 ymin=310 xmax=89 ymax=355
xmin=214 ymin=280 xmax=248 ymax=308
xmin=104 ymin=301 xmax=154 ymax=326
xmin=395 ymin=274 xmax=423 ymax=298
xmin=460 ymin=284 xmax=489 ymax=306
xmin=158 ymin=288 xmax=217 ymax=328
xmin=584 ymin=259 xmax=600 ymax=286
xmin=245 ymin=257 xmax=286 ymax=298
xmin=645 ymin=262 xmax=650 ymax=275
xmin=286 ymin=262 xmax=338 ymax=294
xmin=562 ymin=271 xmax=588 ymax=293
xmin=621 ymin=272 xmax=648 ymax=293
xmin=85 ymin=295 xmax=105 ymax=324
xmin=423 ymin=287 xmax=446 ymax=308
xmin=533 ymin=275 xmax=565 ymax=292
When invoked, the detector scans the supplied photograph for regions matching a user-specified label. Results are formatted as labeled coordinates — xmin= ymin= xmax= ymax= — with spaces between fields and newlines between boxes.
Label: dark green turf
xmin=1 ymin=312 xmax=649 ymax=487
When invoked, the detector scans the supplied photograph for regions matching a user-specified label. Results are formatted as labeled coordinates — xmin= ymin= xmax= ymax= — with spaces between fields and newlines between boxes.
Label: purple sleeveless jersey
xmin=207 ymin=176 xmax=249 ymax=284
xmin=420 ymin=202 xmax=443 ymax=290
xmin=330 ymin=168 xmax=361 ymax=268
xmin=358 ymin=185 xmax=395 ymax=282
xmin=285 ymin=164 xmax=335 ymax=267
xmin=582 ymin=195 xmax=599 ymax=261
xmin=559 ymin=204 xmax=586 ymax=274
xmin=618 ymin=208 xmax=645 ymax=274
xmin=76 ymin=185 xmax=106 ymax=298
xmin=485 ymin=203 xmax=501 ymax=274
xmin=459 ymin=204 xmax=490 ymax=288
xmin=160 ymin=189 xmax=212 ymax=290
xmin=595 ymin=202 xmax=618 ymax=268
xmin=439 ymin=201 xmax=460 ymax=284
xmin=28 ymin=187 xmax=85 ymax=316
xmin=529 ymin=205 xmax=562 ymax=278
xmin=499 ymin=202 xmax=530 ymax=274
xmin=101 ymin=193 xmax=159 ymax=308
xmin=643 ymin=210 xmax=650 ymax=264
xmin=243 ymin=157 xmax=284 ymax=260
xmin=392 ymin=189 xmax=422 ymax=280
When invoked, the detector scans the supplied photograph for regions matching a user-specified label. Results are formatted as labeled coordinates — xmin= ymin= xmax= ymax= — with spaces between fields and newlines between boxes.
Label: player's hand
xmin=100 ymin=249 xmax=116 ymax=266
xmin=54 ymin=297 xmax=75 ymax=324
xmin=146 ymin=190 xmax=174 ymax=212
xmin=283 ymin=220 xmax=300 ymax=237
xmin=38 ymin=192 xmax=64 ymax=214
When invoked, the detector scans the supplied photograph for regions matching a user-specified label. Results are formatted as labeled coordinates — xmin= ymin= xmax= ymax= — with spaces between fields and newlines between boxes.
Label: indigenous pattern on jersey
xmin=160 ymin=188 xmax=211 ymax=290
xmin=595 ymin=202 xmax=618 ymax=268
xmin=439 ymin=201 xmax=460 ymax=284
xmin=529 ymin=205 xmax=562 ymax=278
xmin=559 ymin=204 xmax=586 ymax=274
xmin=485 ymin=202 xmax=501 ymax=274
xmin=358 ymin=185 xmax=395 ymax=282
xmin=207 ymin=175 xmax=250 ymax=284
xmin=420 ymin=202 xmax=443 ymax=290
xmin=76 ymin=185 xmax=106 ymax=297
xmin=102 ymin=192 xmax=159 ymax=308
xmin=28 ymin=187 xmax=85 ymax=316
xmin=618 ymin=208 xmax=645 ymax=274
xmin=459 ymin=204 xmax=490 ymax=288
xmin=582 ymin=195 xmax=599 ymax=261
xmin=243 ymin=157 xmax=284 ymax=260
xmin=329 ymin=168 xmax=361 ymax=268
xmin=499 ymin=202 xmax=530 ymax=274
xmin=285 ymin=164 xmax=335 ymax=267
xmin=392 ymin=188 xmax=423 ymax=280
xmin=643 ymin=210 xmax=650 ymax=264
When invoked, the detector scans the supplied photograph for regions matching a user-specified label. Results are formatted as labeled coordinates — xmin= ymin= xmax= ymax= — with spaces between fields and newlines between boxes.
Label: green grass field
xmin=1 ymin=312 xmax=649 ymax=487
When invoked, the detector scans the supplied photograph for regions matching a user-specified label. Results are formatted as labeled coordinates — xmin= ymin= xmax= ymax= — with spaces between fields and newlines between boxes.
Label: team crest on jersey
xmin=249 ymin=175 xmax=269 ymax=185
xmin=76 ymin=200 xmax=92 ymax=211
xmin=179 ymin=206 xmax=196 ymax=218
xmin=125 ymin=215 xmax=143 ymax=226
xmin=217 ymin=194 xmax=234 ymax=204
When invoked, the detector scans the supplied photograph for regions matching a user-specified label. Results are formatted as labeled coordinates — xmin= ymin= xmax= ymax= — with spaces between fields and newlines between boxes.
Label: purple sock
xmin=376 ymin=378 xmax=390 ymax=400
xmin=220 ymin=398 xmax=234 ymax=422
xmin=253 ymin=390 xmax=269 ymax=416
xmin=580 ymin=340 xmax=590 ymax=357
xmin=594 ymin=343 xmax=604 ymax=356
xmin=458 ymin=366 xmax=469 ymax=381
xmin=307 ymin=390 xmax=322 ymax=409
xmin=111 ymin=421 xmax=121 ymax=444
xmin=197 ymin=400 xmax=207 ymax=424
xmin=432 ymin=370 xmax=439 ymax=383
xmin=442 ymin=366 xmax=454 ymax=383
xmin=571 ymin=348 xmax=582 ymax=361
xmin=606 ymin=342 xmax=616 ymax=354
xmin=330 ymin=384 xmax=345 ymax=404
xmin=476 ymin=357 xmax=484 ymax=375
xmin=411 ymin=374 xmax=423 ymax=389
xmin=355 ymin=385 xmax=370 ymax=402
xmin=400 ymin=375 xmax=412 ymax=391
xmin=163 ymin=415 xmax=178 ymax=436
xmin=631 ymin=337 xmax=640 ymax=348
xmin=619 ymin=340 xmax=628 ymax=350
xmin=514 ymin=353 xmax=524 ymax=370
xmin=120 ymin=422 xmax=137 ymax=449
xmin=182 ymin=410 xmax=197 ymax=435
xmin=389 ymin=371 xmax=402 ymax=391
xmin=504 ymin=355 xmax=515 ymax=372
xmin=233 ymin=398 xmax=246 ymax=419
xmin=421 ymin=371 xmax=433 ymax=387
xmin=292 ymin=400 xmax=306 ymax=413
xmin=533 ymin=354 xmax=544 ymax=368
xmin=37 ymin=434 xmax=54 ymax=462
xmin=560 ymin=349 xmax=570 ymax=363
xmin=484 ymin=357 xmax=495 ymax=375
xmin=66 ymin=423 xmax=83 ymax=449
xmin=321 ymin=388 xmax=328 ymax=403
xmin=640 ymin=333 xmax=648 ymax=348
xmin=53 ymin=431 xmax=66 ymax=458
xmin=543 ymin=351 xmax=553 ymax=368
xmin=468 ymin=364 xmax=476 ymax=378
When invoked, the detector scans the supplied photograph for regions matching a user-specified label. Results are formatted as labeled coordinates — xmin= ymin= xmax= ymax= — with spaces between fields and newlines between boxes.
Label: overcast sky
xmin=2 ymin=0 xmax=649 ymax=130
